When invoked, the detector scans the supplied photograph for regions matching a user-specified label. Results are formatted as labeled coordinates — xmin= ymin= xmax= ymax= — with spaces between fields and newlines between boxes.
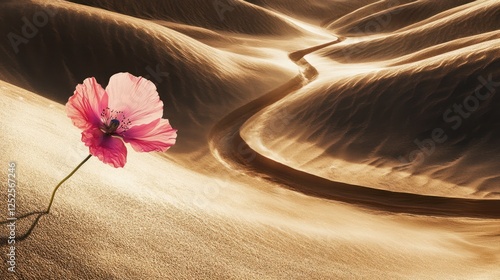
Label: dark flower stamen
xmin=106 ymin=119 xmax=120 ymax=134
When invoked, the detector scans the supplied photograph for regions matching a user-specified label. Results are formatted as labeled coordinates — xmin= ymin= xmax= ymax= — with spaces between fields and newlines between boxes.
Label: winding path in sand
xmin=209 ymin=36 xmax=500 ymax=219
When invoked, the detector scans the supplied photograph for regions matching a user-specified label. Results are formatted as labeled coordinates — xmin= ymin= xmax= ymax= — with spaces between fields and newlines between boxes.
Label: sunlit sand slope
xmin=242 ymin=0 xmax=500 ymax=197
xmin=0 ymin=0 xmax=296 ymax=153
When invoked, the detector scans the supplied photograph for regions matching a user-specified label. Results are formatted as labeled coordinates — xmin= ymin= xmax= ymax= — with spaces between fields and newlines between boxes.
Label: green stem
xmin=46 ymin=154 xmax=92 ymax=213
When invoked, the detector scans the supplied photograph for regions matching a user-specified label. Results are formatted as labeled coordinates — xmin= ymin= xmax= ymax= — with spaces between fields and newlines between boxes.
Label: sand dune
xmin=0 ymin=0 xmax=299 ymax=154
xmin=327 ymin=0 xmax=475 ymax=35
xmin=241 ymin=0 xmax=500 ymax=198
xmin=1 ymin=0 xmax=500 ymax=278
xmin=66 ymin=0 xmax=309 ymax=36
xmin=325 ymin=0 xmax=414 ymax=30
xmin=242 ymin=41 xmax=500 ymax=197
xmin=215 ymin=38 xmax=500 ymax=216
xmin=324 ymin=0 xmax=500 ymax=62
xmin=247 ymin=0 xmax=378 ymax=25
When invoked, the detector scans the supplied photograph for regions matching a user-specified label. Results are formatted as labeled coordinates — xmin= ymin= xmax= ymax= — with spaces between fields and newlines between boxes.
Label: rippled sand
xmin=1 ymin=0 xmax=499 ymax=279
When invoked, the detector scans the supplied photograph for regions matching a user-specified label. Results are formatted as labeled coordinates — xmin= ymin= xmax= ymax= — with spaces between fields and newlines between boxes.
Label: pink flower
xmin=66 ymin=72 xmax=177 ymax=168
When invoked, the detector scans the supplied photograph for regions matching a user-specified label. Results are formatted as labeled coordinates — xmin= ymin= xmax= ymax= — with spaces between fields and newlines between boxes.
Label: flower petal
xmin=66 ymin=77 xmax=108 ymax=130
xmin=105 ymin=72 xmax=163 ymax=126
xmin=82 ymin=127 xmax=127 ymax=168
xmin=123 ymin=119 xmax=177 ymax=152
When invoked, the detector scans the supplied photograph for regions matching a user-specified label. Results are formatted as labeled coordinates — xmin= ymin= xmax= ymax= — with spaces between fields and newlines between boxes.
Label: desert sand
xmin=1 ymin=0 xmax=499 ymax=279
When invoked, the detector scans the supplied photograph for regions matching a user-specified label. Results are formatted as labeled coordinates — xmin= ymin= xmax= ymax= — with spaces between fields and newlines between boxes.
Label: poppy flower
xmin=66 ymin=72 xmax=177 ymax=168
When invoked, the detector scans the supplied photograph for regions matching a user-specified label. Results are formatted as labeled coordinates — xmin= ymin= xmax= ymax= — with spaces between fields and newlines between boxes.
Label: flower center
xmin=106 ymin=119 xmax=120 ymax=134
xmin=100 ymin=107 xmax=132 ymax=134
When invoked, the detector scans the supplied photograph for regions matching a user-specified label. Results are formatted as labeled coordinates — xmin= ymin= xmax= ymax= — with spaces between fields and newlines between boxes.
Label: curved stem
xmin=46 ymin=154 xmax=92 ymax=213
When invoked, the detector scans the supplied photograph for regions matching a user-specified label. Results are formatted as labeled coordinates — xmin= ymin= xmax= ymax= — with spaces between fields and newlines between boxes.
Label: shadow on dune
xmin=232 ymin=0 xmax=500 ymax=198
xmin=234 ymin=138 xmax=500 ymax=219
xmin=266 ymin=45 xmax=500 ymax=196
xmin=0 ymin=1 xmax=290 ymax=155
xmin=210 ymin=37 xmax=500 ymax=218
xmin=324 ymin=0 xmax=500 ymax=62
xmin=66 ymin=0 xmax=305 ymax=36
xmin=246 ymin=0 xmax=378 ymax=25
xmin=0 ymin=211 xmax=47 ymax=243
xmin=327 ymin=0 xmax=474 ymax=35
